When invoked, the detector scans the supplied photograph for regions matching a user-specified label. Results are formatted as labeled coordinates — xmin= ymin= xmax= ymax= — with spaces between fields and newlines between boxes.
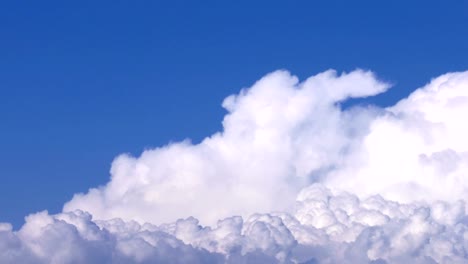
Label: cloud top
xmin=325 ymin=71 xmax=468 ymax=202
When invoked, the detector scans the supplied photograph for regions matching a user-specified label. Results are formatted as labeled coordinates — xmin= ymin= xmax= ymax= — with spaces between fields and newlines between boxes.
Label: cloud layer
xmin=2 ymin=184 xmax=468 ymax=263
xmin=2 ymin=69 xmax=468 ymax=263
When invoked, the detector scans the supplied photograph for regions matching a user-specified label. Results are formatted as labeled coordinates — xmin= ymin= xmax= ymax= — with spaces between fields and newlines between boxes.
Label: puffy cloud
xmin=3 ymin=184 xmax=468 ymax=263
xmin=64 ymin=69 xmax=468 ymax=225
xmin=324 ymin=71 xmax=468 ymax=203
xmin=2 ymin=69 xmax=468 ymax=263
xmin=64 ymin=69 xmax=390 ymax=225
xmin=0 ymin=210 xmax=224 ymax=264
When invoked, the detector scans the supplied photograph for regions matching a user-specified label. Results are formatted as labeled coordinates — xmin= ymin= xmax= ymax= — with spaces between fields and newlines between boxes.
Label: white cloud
xmin=2 ymin=69 xmax=468 ymax=263
xmin=63 ymin=69 xmax=390 ymax=225
xmin=324 ymin=71 xmax=468 ymax=203
xmin=3 ymin=184 xmax=468 ymax=263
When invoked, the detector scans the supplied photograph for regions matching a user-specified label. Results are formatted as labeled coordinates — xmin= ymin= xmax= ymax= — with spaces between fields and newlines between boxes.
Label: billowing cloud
xmin=2 ymin=185 xmax=468 ymax=263
xmin=325 ymin=71 xmax=468 ymax=203
xmin=64 ymin=69 xmax=391 ymax=225
xmin=2 ymin=69 xmax=468 ymax=263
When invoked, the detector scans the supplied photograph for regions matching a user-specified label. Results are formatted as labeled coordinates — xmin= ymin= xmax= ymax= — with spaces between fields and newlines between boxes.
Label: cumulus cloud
xmin=3 ymin=185 xmax=468 ymax=263
xmin=2 ymin=68 xmax=468 ymax=263
xmin=63 ymin=69 xmax=391 ymax=225
xmin=324 ymin=71 xmax=468 ymax=203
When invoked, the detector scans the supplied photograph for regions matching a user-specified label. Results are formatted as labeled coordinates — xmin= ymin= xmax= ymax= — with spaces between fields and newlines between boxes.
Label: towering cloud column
xmin=64 ymin=69 xmax=391 ymax=225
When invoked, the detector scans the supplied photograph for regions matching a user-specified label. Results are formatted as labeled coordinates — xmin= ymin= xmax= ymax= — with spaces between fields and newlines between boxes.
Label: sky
xmin=1 ymin=1 xmax=468 ymax=263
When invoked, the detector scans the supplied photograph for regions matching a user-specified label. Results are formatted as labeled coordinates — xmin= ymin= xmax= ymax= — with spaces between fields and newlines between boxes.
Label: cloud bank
xmin=2 ymin=185 xmax=468 ymax=263
xmin=2 ymin=69 xmax=468 ymax=263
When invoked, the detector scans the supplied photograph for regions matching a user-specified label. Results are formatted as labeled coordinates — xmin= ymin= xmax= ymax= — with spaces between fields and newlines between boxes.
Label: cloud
xmin=1 ymin=210 xmax=224 ymax=264
xmin=324 ymin=71 xmax=468 ymax=203
xmin=63 ymin=69 xmax=390 ymax=225
xmin=3 ymin=184 xmax=468 ymax=263
xmin=2 ymin=68 xmax=468 ymax=263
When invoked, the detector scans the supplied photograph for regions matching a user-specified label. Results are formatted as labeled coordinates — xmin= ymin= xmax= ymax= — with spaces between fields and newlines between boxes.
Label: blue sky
xmin=1 ymin=0 xmax=467 ymax=228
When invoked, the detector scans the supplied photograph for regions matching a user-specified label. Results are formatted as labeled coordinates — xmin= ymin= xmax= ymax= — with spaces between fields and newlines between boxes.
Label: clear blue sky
xmin=1 ymin=0 xmax=467 ymax=228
